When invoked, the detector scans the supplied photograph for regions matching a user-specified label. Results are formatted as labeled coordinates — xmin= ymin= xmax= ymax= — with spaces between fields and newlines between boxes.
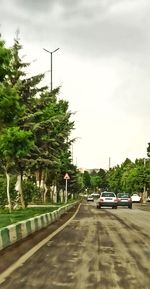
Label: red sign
xmin=64 ymin=173 xmax=70 ymax=180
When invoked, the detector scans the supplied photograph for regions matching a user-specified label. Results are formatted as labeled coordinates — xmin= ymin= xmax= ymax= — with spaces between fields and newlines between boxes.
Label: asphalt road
xmin=0 ymin=201 xmax=150 ymax=289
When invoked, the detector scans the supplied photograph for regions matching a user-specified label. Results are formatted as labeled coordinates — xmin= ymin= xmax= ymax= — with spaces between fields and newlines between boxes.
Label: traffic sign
xmin=64 ymin=173 xmax=70 ymax=180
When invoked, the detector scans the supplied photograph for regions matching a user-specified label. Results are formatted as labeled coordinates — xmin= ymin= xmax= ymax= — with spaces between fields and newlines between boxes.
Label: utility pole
xmin=143 ymin=158 xmax=147 ymax=203
xmin=43 ymin=47 xmax=60 ymax=91
xmin=108 ymin=157 xmax=111 ymax=170
xmin=71 ymin=144 xmax=74 ymax=164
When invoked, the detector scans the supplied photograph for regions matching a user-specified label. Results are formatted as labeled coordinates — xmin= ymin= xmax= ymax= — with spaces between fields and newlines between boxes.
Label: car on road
xmin=91 ymin=193 xmax=100 ymax=199
xmin=96 ymin=191 xmax=118 ymax=209
xmin=147 ymin=195 xmax=150 ymax=202
xmin=131 ymin=193 xmax=141 ymax=203
xmin=87 ymin=195 xmax=94 ymax=201
xmin=117 ymin=193 xmax=132 ymax=209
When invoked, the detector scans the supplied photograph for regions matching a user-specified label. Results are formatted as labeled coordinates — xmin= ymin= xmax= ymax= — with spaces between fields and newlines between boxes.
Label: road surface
xmin=0 ymin=201 xmax=150 ymax=289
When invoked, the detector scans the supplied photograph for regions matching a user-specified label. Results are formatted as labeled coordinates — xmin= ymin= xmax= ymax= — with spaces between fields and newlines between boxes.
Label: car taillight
xmin=99 ymin=198 xmax=104 ymax=202
xmin=114 ymin=198 xmax=118 ymax=202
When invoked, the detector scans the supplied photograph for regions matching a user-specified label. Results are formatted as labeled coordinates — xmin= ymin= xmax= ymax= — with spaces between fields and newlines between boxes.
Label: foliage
xmin=0 ymin=84 xmax=23 ymax=128
xmin=0 ymin=127 xmax=34 ymax=159
xmin=0 ymin=34 xmax=79 ymax=208
xmin=79 ymin=156 xmax=150 ymax=196
xmin=90 ymin=175 xmax=101 ymax=190
xmin=107 ymin=166 xmax=122 ymax=193
xmin=147 ymin=143 xmax=150 ymax=158
xmin=22 ymin=179 xmax=41 ymax=207
xmin=83 ymin=171 xmax=91 ymax=188
xmin=0 ymin=39 xmax=12 ymax=81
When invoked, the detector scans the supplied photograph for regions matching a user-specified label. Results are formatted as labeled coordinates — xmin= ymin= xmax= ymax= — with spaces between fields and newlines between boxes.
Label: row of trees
xmin=82 ymin=157 xmax=150 ymax=195
xmin=0 ymin=35 xmax=82 ymax=211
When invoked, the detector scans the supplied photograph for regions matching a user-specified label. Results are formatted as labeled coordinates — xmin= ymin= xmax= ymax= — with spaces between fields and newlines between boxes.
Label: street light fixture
xmin=43 ymin=47 xmax=60 ymax=92
xmin=143 ymin=158 xmax=147 ymax=203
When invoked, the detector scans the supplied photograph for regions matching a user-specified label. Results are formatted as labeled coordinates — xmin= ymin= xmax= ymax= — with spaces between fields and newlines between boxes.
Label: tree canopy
xmin=0 ymin=34 xmax=81 ymax=208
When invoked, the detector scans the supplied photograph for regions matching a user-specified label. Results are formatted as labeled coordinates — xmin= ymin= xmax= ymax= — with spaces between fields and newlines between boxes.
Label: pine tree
xmin=0 ymin=34 xmax=77 ymax=206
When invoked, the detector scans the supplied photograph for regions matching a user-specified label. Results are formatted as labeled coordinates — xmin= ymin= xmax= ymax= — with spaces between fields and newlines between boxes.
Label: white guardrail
xmin=0 ymin=202 xmax=79 ymax=251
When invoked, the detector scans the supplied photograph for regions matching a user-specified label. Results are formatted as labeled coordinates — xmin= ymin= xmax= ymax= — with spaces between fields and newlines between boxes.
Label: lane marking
xmin=0 ymin=203 xmax=81 ymax=284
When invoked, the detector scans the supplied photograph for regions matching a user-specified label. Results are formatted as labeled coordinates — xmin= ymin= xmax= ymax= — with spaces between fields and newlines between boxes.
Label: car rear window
xmin=101 ymin=193 xmax=115 ymax=197
xmin=118 ymin=194 xmax=129 ymax=198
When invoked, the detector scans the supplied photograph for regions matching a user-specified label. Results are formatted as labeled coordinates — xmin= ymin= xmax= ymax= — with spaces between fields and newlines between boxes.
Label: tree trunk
xmin=6 ymin=172 xmax=12 ymax=213
xmin=17 ymin=174 xmax=25 ymax=209
xmin=50 ymin=186 xmax=53 ymax=203
xmin=35 ymin=170 xmax=41 ymax=188
xmin=53 ymin=185 xmax=57 ymax=203
xmin=35 ymin=169 xmax=46 ymax=202
xmin=60 ymin=189 xmax=64 ymax=203
xmin=43 ymin=184 xmax=48 ymax=203
xmin=35 ymin=169 xmax=43 ymax=188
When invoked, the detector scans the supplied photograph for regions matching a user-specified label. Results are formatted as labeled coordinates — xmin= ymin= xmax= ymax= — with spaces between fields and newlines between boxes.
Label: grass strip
xmin=0 ymin=207 xmax=59 ymax=228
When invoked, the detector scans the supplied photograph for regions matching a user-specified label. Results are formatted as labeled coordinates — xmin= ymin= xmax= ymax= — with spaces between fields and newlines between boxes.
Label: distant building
xmin=78 ymin=168 xmax=100 ymax=173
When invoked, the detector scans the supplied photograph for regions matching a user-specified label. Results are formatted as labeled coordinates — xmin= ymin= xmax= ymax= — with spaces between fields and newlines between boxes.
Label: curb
xmin=0 ymin=202 xmax=78 ymax=251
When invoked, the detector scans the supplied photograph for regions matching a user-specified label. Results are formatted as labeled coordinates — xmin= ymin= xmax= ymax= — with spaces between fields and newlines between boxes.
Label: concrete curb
xmin=0 ymin=202 xmax=78 ymax=251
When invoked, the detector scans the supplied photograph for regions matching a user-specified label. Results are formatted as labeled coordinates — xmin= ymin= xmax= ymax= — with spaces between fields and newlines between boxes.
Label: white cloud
xmin=108 ymin=0 xmax=146 ymax=15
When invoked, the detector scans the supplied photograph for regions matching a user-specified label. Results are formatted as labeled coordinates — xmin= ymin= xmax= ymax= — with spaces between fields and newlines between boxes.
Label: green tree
xmin=90 ymin=175 xmax=101 ymax=191
xmin=0 ymin=37 xmax=24 ymax=211
xmin=83 ymin=171 xmax=91 ymax=189
xmin=106 ymin=165 xmax=122 ymax=193
xmin=97 ymin=168 xmax=108 ymax=190
xmin=0 ymin=127 xmax=35 ymax=208
xmin=0 ymin=34 xmax=78 ymax=207
xmin=0 ymin=38 xmax=11 ymax=81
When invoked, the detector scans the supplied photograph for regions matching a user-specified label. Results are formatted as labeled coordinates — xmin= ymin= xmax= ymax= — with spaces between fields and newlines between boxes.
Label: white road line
xmin=0 ymin=203 xmax=81 ymax=284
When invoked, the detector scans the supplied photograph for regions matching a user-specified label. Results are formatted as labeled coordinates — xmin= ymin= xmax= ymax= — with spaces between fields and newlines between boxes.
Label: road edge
xmin=0 ymin=203 xmax=81 ymax=284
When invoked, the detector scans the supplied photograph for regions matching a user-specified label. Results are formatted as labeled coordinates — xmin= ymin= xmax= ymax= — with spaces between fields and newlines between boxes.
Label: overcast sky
xmin=0 ymin=0 xmax=150 ymax=169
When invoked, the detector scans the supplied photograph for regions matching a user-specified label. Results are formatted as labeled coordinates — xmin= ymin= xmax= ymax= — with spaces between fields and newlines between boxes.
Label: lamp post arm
xmin=43 ymin=47 xmax=60 ymax=92
xmin=51 ymin=52 xmax=52 ymax=91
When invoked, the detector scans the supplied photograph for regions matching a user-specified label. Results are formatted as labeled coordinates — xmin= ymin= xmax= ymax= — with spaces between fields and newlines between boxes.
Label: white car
xmin=87 ymin=195 xmax=94 ymax=201
xmin=96 ymin=191 xmax=118 ymax=209
xmin=131 ymin=194 xmax=141 ymax=203
xmin=91 ymin=193 xmax=100 ymax=199
xmin=147 ymin=196 xmax=150 ymax=202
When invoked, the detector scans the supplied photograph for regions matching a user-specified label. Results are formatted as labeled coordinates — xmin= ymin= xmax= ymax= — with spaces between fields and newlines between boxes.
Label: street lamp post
xmin=43 ymin=47 xmax=59 ymax=91
xmin=143 ymin=158 xmax=147 ymax=203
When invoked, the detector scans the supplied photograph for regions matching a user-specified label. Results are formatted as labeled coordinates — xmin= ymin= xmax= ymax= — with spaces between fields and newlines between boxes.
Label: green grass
xmin=0 ymin=207 xmax=59 ymax=228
